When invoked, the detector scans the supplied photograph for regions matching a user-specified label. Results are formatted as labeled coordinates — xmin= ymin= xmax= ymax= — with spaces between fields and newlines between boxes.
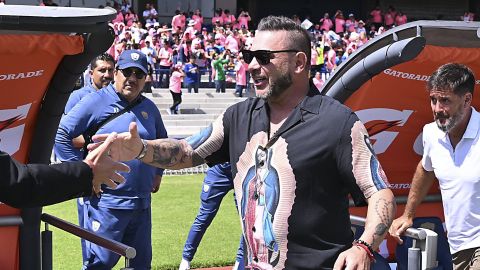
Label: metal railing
xmin=163 ymin=164 xmax=209 ymax=175
xmin=41 ymin=213 xmax=136 ymax=270
xmin=350 ymin=214 xmax=438 ymax=270
xmin=0 ymin=215 xmax=23 ymax=227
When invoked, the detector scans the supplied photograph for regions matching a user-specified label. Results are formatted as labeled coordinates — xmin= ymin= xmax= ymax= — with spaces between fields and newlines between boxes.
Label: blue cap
xmin=117 ymin=50 xmax=148 ymax=75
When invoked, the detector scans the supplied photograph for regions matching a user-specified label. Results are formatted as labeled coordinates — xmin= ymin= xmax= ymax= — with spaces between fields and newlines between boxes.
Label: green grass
xmin=43 ymin=174 xmax=242 ymax=270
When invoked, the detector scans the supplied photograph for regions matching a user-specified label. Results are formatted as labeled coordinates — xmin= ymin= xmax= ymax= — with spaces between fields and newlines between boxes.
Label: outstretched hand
xmin=89 ymin=122 xmax=143 ymax=162
xmin=83 ymin=132 xmax=130 ymax=196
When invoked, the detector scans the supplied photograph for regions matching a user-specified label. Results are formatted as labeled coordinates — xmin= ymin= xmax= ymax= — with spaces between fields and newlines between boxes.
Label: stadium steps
xmin=146 ymin=87 xmax=248 ymax=139
xmin=145 ymin=87 xmax=249 ymax=174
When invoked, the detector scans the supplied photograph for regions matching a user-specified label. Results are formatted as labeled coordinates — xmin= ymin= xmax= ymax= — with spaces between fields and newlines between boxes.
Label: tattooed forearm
xmin=149 ymin=139 xmax=197 ymax=169
xmin=375 ymin=198 xmax=394 ymax=226
xmin=375 ymin=223 xmax=388 ymax=237
xmin=151 ymin=139 xmax=181 ymax=167
xmin=371 ymin=197 xmax=395 ymax=245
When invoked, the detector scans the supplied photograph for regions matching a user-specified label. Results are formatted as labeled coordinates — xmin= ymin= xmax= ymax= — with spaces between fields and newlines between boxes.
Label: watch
xmin=135 ymin=139 xmax=148 ymax=160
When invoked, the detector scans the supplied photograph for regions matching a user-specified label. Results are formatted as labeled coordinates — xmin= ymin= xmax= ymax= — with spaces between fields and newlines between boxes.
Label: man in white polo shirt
xmin=389 ymin=63 xmax=480 ymax=270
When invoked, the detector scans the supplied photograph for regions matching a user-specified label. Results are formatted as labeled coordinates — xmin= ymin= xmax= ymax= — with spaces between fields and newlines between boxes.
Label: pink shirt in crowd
xmin=158 ymin=47 xmax=173 ymax=66
xmin=238 ymin=16 xmax=250 ymax=29
xmin=395 ymin=14 xmax=407 ymax=25
xmin=223 ymin=14 xmax=236 ymax=24
xmin=212 ymin=16 xmax=223 ymax=25
xmin=225 ymin=35 xmax=239 ymax=53
xmin=384 ymin=12 xmax=395 ymax=26
xmin=320 ymin=18 xmax=333 ymax=31
xmin=370 ymin=10 xmax=382 ymax=23
xmin=112 ymin=12 xmax=124 ymax=24
xmin=235 ymin=62 xmax=248 ymax=86
xmin=169 ymin=70 xmax=183 ymax=93
xmin=335 ymin=18 xmax=345 ymax=33
xmin=172 ymin=15 xmax=184 ymax=31
xmin=124 ymin=13 xmax=137 ymax=27
xmin=192 ymin=14 xmax=203 ymax=32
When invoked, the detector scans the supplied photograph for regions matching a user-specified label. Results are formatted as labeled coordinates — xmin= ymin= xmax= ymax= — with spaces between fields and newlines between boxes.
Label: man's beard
xmin=256 ymin=72 xmax=293 ymax=100
xmin=435 ymin=108 xmax=464 ymax=132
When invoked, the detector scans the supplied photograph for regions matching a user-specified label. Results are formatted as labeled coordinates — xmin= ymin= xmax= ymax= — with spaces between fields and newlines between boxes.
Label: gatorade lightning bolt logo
xmin=355 ymin=108 xmax=414 ymax=155
xmin=0 ymin=104 xmax=32 ymax=155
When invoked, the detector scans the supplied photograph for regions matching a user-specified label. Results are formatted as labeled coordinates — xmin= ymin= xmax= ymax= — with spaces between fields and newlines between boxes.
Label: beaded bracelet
xmin=353 ymin=239 xmax=375 ymax=262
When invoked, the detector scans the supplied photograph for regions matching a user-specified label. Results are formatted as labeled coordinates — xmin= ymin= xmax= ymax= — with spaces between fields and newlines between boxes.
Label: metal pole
xmin=119 ymin=257 xmax=134 ymax=270
xmin=408 ymin=247 xmax=421 ymax=270
xmin=41 ymin=223 xmax=53 ymax=270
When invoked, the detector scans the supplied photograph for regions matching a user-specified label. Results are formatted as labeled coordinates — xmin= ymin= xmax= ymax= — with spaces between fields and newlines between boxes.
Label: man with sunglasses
xmin=55 ymin=50 xmax=167 ymax=270
xmin=94 ymin=16 xmax=394 ymax=270
xmin=53 ymin=52 xmax=115 ymax=264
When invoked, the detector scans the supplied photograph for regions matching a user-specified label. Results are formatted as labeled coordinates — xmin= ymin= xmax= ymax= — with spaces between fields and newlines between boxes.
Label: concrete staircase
xmin=144 ymin=87 xmax=249 ymax=139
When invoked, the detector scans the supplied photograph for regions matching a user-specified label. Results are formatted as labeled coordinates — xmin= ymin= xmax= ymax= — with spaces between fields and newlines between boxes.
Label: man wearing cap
xmin=53 ymin=52 xmax=115 ymax=264
xmin=55 ymin=50 xmax=167 ymax=269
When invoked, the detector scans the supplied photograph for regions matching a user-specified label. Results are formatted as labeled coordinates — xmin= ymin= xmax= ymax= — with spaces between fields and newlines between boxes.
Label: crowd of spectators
xmin=100 ymin=2 xmax=418 ymax=94
xmin=104 ymin=2 xmax=254 ymax=97
xmin=30 ymin=1 xmax=476 ymax=93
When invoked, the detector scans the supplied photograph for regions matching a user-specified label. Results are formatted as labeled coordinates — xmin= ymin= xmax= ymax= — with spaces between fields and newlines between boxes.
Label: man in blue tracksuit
xmin=55 ymin=50 xmax=167 ymax=270
xmin=179 ymin=162 xmax=245 ymax=270
xmin=183 ymin=55 xmax=200 ymax=93
xmin=54 ymin=52 xmax=115 ymax=263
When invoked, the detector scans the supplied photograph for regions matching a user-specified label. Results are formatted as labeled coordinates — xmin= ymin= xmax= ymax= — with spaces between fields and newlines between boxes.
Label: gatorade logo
xmin=0 ymin=70 xmax=44 ymax=81
xmin=355 ymin=108 xmax=415 ymax=155
xmin=0 ymin=103 xmax=32 ymax=155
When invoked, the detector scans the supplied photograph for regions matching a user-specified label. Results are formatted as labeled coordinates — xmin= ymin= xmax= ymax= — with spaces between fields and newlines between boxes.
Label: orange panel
xmin=0 ymin=33 xmax=83 ymax=270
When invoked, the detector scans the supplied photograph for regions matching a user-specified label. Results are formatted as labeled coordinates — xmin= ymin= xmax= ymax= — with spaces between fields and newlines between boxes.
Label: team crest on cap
xmin=141 ymin=111 xmax=148 ymax=119
xmin=131 ymin=52 xmax=140 ymax=61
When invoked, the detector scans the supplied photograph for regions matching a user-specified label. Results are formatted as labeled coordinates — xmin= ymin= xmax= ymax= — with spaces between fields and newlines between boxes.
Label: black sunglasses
xmin=241 ymin=49 xmax=299 ymax=65
xmin=119 ymin=68 xmax=146 ymax=79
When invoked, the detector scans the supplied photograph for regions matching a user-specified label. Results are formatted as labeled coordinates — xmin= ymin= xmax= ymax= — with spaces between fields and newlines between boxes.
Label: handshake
xmin=84 ymin=122 xmax=147 ymax=196
xmin=87 ymin=122 xmax=196 ymax=196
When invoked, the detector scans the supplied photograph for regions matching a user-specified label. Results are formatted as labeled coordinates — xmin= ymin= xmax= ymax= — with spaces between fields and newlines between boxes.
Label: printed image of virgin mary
xmin=241 ymin=145 xmax=280 ymax=267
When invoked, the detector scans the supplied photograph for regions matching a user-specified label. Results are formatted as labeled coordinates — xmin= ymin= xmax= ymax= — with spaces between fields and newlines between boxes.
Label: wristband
xmin=353 ymin=242 xmax=375 ymax=262
xmin=353 ymin=239 xmax=375 ymax=254
xmin=353 ymin=239 xmax=375 ymax=262
xmin=135 ymin=139 xmax=148 ymax=160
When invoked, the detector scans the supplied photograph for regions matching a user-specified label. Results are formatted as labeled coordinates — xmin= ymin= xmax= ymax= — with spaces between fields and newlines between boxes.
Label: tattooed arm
xmin=91 ymin=122 xmax=206 ymax=169
xmin=361 ymin=189 xmax=396 ymax=249
xmin=140 ymin=138 xmax=205 ymax=170
xmin=334 ymin=189 xmax=395 ymax=270
xmin=334 ymin=118 xmax=396 ymax=270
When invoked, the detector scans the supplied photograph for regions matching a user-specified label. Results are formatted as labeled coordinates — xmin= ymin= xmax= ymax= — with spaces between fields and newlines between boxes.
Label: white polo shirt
xmin=422 ymin=107 xmax=480 ymax=254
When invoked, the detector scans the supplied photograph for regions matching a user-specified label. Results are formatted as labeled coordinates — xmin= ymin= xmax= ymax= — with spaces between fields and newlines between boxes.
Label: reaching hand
xmin=89 ymin=122 xmax=143 ymax=162
xmin=83 ymin=132 xmax=130 ymax=196
xmin=388 ymin=215 xmax=413 ymax=244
